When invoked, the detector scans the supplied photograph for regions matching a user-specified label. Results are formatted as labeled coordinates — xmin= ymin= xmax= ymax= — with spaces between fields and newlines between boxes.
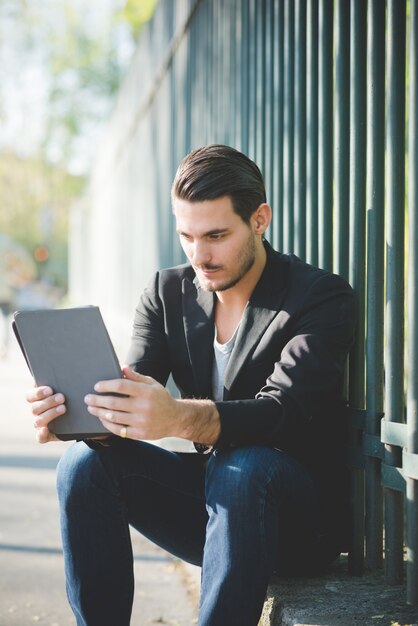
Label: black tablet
xmin=13 ymin=306 xmax=122 ymax=440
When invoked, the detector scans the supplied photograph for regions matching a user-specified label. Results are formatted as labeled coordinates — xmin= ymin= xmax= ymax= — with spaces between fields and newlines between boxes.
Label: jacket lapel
xmin=223 ymin=245 xmax=289 ymax=398
xmin=181 ymin=244 xmax=290 ymax=400
xmin=182 ymin=276 xmax=215 ymax=397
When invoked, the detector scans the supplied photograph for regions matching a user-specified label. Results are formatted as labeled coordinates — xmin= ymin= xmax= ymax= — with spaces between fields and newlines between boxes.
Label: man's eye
xmin=209 ymin=234 xmax=223 ymax=241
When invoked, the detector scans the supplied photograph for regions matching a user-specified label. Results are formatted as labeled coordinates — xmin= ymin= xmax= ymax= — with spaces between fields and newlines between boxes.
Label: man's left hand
xmin=84 ymin=366 xmax=181 ymax=441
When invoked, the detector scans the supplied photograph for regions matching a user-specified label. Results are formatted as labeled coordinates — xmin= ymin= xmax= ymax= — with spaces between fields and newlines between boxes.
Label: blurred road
xmin=0 ymin=331 xmax=199 ymax=626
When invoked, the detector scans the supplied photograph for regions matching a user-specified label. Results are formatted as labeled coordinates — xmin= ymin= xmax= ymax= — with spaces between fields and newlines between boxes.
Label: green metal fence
xmin=75 ymin=0 xmax=418 ymax=604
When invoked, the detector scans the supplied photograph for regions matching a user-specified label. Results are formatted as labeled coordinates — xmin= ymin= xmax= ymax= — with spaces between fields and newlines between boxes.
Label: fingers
xmin=25 ymin=385 xmax=63 ymax=444
xmin=90 ymin=368 xmax=156 ymax=397
xmin=93 ymin=378 xmax=151 ymax=397
xmin=32 ymin=401 xmax=66 ymax=429
xmin=88 ymin=405 xmax=130 ymax=428
xmin=27 ymin=386 xmax=66 ymax=422
xmin=85 ymin=394 xmax=131 ymax=425
xmin=26 ymin=386 xmax=54 ymax=403
xmin=95 ymin=416 xmax=136 ymax=440
xmin=122 ymin=366 xmax=154 ymax=384
xmin=84 ymin=369 xmax=160 ymax=442
xmin=35 ymin=425 xmax=60 ymax=444
xmin=86 ymin=402 xmax=134 ymax=438
xmin=31 ymin=392 xmax=66 ymax=418
xmin=26 ymin=387 xmax=66 ymax=442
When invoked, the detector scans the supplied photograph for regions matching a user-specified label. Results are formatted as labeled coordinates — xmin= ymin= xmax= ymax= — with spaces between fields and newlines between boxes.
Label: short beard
xmin=198 ymin=233 xmax=256 ymax=292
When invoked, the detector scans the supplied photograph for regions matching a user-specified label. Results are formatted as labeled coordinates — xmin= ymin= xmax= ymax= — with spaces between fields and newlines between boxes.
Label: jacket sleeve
xmin=214 ymin=272 xmax=356 ymax=451
xmin=125 ymin=272 xmax=171 ymax=386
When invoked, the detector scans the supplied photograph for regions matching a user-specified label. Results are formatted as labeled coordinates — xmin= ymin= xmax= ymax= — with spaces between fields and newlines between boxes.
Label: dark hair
xmin=171 ymin=144 xmax=267 ymax=223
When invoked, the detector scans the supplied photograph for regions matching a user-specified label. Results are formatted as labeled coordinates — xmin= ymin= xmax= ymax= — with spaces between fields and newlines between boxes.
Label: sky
xmin=0 ymin=0 xmax=135 ymax=175
xmin=0 ymin=4 xmax=50 ymax=154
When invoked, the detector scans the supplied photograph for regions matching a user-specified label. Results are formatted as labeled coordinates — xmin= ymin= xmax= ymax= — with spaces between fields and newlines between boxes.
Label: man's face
xmin=173 ymin=196 xmax=257 ymax=292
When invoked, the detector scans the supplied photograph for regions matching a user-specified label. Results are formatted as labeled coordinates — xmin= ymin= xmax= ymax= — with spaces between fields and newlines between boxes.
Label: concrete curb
xmin=259 ymin=556 xmax=418 ymax=626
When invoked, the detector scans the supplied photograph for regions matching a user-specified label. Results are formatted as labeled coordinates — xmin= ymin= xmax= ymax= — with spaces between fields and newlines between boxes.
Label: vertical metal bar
xmin=202 ymin=0 xmax=210 ymax=143
xmin=241 ymin=0 xmax=250 ymax=155
xmin=214 ymin=0 xmax=221 ymax=141
xmin=234 ymin=0 xmax=242 ymax=150
xmin=224 ymin=1 xmax=230 ymax=144
xmin=192 ymin=1 xmax=201 ymax=147
xmin=265 ymin=0 xmax=275 ymax=210
xmin=334 ymin=0 xmax=350 ymax=282
xmin=170 ymin=8 xmax=178 ymax=164
xmin=213 ymin=0 xmax=220 ymax=140
xmin=333 ymin=2 xmax=350 ymax=557
xmin=235 ymin=0 xmax=242 ymax=149
xmin=318 ymin=0 xmax=333 ymax=271
xmin=218 ymin=0 xmax=224 ymax=141
xmin=256 ymin=1 xmax=267 ymax=173
xmin=227 ymin=2 xmax=234 ymax=146
xmin=407 ymin=0 xmax=418 ymax=605
xmin=204 ymin=0 xmax=211 ymax=145
xmin=283 ymin=0 xmax=294 ymax=254
xmin=385 ymin=0 xmax=406 ymax=587
xmin=229 ymin=1 xmax=238 ymax=147
xmin=248 ymin=0 xmax=257 ymax=159
xmin=306 ymin=0 xmax=318 ymax=267
xmin=220 ymin=1 xmax=228 ymax=145
xmin=348 ymin=0 xmax=367 ymax=577
xmin=224 ymin=1 xmax=232 ymax=145
xmin=294 ymin=0 xmax=307 ymax=260
xmin=365 ymin=0 xmax=385 ymax=572
xmin=184 ymin=2 xmax=193 ymax=153
xmin=272 ymin=0 xmax=284 ymax=252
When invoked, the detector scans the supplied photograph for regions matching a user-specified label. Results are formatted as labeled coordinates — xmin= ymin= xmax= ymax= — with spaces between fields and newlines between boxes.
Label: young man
xmin=27 ymin=145 xmax=355 ymax=626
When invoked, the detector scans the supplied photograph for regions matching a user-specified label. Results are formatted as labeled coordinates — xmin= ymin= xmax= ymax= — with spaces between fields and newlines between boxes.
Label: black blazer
xmin=126 ymin=241 xmax=356 ymax=545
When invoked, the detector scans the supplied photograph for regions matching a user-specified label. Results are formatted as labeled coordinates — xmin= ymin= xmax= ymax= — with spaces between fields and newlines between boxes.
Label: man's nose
xmin=192 ymin=241 xmax=211 ymax=266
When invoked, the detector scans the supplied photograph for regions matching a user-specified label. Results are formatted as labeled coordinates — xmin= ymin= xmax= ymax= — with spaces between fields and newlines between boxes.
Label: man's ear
xmin=252 ymin=203 xmax=272 ymax=235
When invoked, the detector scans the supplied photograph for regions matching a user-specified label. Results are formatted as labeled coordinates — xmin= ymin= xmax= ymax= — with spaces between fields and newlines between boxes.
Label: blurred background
xmin=0 ymin=7 xmax=206 ymax=624
xmin=1 ymin=0 xmax=418 ymax=617
xmin=0 ymin=0 xmax=156 ymax=354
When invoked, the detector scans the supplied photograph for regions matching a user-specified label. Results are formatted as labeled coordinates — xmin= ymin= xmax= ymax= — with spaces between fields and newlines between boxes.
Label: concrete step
xmin=260 ymin=556 xmax=418 ymax=626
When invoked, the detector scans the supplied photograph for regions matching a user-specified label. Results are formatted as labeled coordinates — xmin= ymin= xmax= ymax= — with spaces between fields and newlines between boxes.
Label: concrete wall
xmin=69 ymin=0 xmax=195 ymax=350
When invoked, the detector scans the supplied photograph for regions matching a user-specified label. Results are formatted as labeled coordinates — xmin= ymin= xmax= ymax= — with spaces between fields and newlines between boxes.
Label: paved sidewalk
xmin=0 ymin=339 xmax=199 ymax=626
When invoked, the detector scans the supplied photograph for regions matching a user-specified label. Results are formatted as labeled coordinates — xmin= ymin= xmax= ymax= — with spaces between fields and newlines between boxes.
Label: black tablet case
xmin=13 ymin=306 xmax=122 ymax=440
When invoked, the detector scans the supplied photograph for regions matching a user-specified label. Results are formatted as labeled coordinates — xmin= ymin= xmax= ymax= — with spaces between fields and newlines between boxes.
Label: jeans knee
xmin=206 ymin=446 xmax=312 ymax=508
xmin=205 ymin=447 xmax=277 ymax=506
xmin=56 ymin=442 xmax=110 ymax=510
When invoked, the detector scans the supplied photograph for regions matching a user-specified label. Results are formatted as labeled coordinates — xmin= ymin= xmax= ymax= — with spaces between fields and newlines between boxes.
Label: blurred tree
xmin=0 ymin=0 xmax=157 ymax=290
xmin=42 ymin=0 xmax=157 ymax=171
xmin=117 ymin=0 xmax=158 ymax=39
xmin=0 ymin=151 xmax=84 ymax=287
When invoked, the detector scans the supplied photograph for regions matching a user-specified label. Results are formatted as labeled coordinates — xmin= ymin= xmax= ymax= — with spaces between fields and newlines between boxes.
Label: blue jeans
xmin=56 ymin=439 xmax=325 ymax=626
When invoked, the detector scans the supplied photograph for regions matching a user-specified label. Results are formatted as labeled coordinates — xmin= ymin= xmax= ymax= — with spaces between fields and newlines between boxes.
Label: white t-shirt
xmin=212 ymin=323 xmax=240 ymax=401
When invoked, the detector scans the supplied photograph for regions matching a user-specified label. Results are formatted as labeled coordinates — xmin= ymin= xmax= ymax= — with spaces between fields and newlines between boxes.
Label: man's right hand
xmin=26 ymin=386 xmax=66 ymax=443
